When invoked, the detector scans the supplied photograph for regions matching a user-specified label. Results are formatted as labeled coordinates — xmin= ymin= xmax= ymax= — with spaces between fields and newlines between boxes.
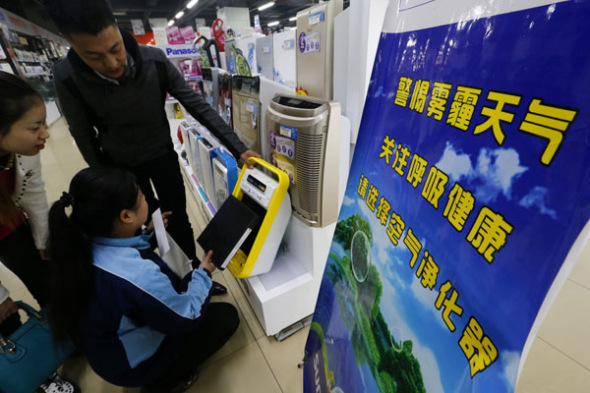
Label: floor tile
xmin=190 ymin=341 xmax=282 ymax=393
xmin=222 ymin=270 xmax=267 ymax=339
xmin=537 ymin=279 xmax=590 ymax=370
xmin=258 ymin=324 xmax=309 ymax=393
xmin=0 ymin=262 xmax=26 ymax=294
xmin=516 ymin=338 xmax=590 ymax=393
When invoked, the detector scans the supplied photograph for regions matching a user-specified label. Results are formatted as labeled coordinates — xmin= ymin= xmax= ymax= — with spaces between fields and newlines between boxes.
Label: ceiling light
xmin=289 ymin=16 xmax=297 ymax=22
xmin=168 ymin=20 xmax=175 ymax=26
xmin=187 ymin=0 xmax=198 ymax=8
xmin=113 ymin=11 xmax=127 ymax=16
xmin=267 ymin=21 xmax=279 ymax=26
xmin=258 ymin=2 xmax=275 ymax=11
xmin=175 ymin=11 xmax=185 ymax=19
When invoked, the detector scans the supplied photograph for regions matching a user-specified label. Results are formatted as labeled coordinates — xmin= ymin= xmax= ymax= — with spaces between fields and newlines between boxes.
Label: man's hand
xmin=240 ymin=149 xmax=262 ymax=168
xmin=146 ymin=211 xmax=172 ymax=232
xmin=199 ymin=250 xmax=217 ymax=274
xmin=0 ymin=298 xmax=18 ymax=324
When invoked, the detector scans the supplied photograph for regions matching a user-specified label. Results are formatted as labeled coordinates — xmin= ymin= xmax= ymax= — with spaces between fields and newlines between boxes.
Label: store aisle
xmin=1 ymin=116 xmax=589 ymax=391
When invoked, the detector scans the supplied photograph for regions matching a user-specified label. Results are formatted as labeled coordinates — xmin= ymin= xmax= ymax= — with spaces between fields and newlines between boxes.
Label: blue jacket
xmin=81 ymin=234 xmax=212 ymax=387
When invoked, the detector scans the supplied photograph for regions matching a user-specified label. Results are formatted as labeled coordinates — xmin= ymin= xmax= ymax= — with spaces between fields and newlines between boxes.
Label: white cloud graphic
xmin=519 ymin=186 xmax=557 ymax=219
xmin=500 ymin=350 xmax=520 ymax=390
xmin=436 ymin=141 xmax=474 ymax=182
xmin=342 ymin=195 xmax=355 ymax=206
xmin=435 ymin=143 xmax=528 ymax=204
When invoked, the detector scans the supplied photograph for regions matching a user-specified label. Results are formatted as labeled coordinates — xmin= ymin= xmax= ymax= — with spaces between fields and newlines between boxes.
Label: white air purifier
xmin=272 ymin=29 xmax=297 ymax=89
xmin=201 ymin=67 xmax=220 ymax=109
xmin=296 ymin=0 xmax=343 ymax=99
xmin=256 ymin=35 xmax=274 ymax=80
xmin=197 ymin=131 xmax=220 ymax=202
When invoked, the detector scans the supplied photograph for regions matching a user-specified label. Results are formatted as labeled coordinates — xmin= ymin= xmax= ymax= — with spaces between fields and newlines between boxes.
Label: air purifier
xmin=232 ymin=75 xmax=261 ymax=153
xmin=296 ymin=0 xmax=343 ymax=99
xmin=258 ymin=76 xmax=295 ymax=161
xmin=197 ymin=130 xmax=220 ymax=202
xmin=272 ymin=29 xmax=297 ymax=89
xmin=211 ymin=147 xmax=239 ymax=210
xmin=256 ymin=35 xmax=274 ymax=80
xmin=235 ymin=33 xmax=264 ymax=76
xmin=227 ymin=157 xmax=292 ymax=278
xmin=218 ymin=72 xmax=233 ymax=129
xmin=267 ymin=94 xmax=341 ymax=227
xmin=201 ymin=67 xmax=220 ymax=109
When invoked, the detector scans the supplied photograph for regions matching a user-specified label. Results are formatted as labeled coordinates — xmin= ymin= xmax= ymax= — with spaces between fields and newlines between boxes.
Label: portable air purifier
xmin=211 ymin=147 xmax=239 ymax=210
xmin=267 ymin=94 xmax=341 ymax=227
xmin=227 ymin=157 xmax=292 ymax=278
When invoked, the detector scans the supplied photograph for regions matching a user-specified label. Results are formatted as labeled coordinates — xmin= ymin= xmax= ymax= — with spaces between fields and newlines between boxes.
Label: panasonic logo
xmin=166 ymin=48 xmax=199 ymax=55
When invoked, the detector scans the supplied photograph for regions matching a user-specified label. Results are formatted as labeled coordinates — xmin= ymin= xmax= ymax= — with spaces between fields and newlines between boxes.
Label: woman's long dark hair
xmin=0 ymin=71 xmax=43 ymax=227
xmin=48 ymin=167 xmax=139 ymax=344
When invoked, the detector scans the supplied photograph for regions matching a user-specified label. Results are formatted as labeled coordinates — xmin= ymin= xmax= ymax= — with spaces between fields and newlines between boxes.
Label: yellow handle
xmin=247 ymin=157 xmax=290 ymax=187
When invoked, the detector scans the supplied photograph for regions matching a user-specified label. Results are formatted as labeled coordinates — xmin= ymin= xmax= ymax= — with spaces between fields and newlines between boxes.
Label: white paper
xmin=152 ymin=208 xmax=169 ymax=255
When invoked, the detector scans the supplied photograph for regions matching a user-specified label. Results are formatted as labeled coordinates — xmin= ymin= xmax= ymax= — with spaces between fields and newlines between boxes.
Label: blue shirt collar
xmin=92 ymin=232 xmax=153 ymax=250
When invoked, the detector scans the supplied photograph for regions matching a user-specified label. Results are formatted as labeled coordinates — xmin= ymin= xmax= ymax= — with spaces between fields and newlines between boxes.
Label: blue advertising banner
xmin=304 ymin=1 xmax=590 ymax=392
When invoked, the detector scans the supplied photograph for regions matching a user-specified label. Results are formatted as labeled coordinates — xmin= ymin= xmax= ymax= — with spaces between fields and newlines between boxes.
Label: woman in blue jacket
xmin=48 ymin=167 xmax=239 ymax=392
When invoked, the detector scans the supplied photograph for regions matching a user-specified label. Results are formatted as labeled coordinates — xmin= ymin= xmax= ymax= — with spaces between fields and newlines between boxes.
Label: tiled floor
xmin=1 ymin=116 xmax=589 ymax=392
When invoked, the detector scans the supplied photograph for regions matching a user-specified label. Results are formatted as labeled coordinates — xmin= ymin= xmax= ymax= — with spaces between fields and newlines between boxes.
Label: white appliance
xmin=296 ymin=0 xmax=343 ymax=99
xmin=272 ymin=29 xmax=297 ymax=89
xmin=197 ymin=130 xmax=220 ymax=202
xmin=258 ymin=77 xmax=295 ymax=161
xmin=232 ymin=76 xmax=261 ymax=152
xmin=235 ymin=33 xmax=264 ymax=76
xmin=201 ymin=67 xmax=220 ymax=109
xmin=211 ymin=147 xmax=239 ymax=210
xmin=267 ymin=95 xmax=342 ymax=228
xmin=256 ymin=35 xmax=274 ymax=80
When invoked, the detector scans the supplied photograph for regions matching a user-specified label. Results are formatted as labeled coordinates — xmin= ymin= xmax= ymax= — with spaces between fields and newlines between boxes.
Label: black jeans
xmin=144 ymin=302 xmax=240 ymax=391
xmin=126 ymin=146 xmax=197 ymax=262
xmin=0 ymin=222 xmax=50 ymax=335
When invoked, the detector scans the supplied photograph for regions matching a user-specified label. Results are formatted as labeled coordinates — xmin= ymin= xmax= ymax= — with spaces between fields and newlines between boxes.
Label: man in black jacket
xmin=45 ymin=1 xmax=259 ymax=282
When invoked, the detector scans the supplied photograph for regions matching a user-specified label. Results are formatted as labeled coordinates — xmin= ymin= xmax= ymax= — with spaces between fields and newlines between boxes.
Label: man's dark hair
xmin=44 ymin=0 xmax=117 ymax=36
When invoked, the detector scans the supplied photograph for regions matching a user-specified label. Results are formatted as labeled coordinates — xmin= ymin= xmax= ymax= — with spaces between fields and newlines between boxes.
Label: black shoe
xmin=211 ymin=281 xmax=228 ymax=296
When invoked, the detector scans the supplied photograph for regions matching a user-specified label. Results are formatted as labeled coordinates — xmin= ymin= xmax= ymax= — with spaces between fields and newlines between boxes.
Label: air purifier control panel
xmin=239 ymin=168 xmax=279 ymax=209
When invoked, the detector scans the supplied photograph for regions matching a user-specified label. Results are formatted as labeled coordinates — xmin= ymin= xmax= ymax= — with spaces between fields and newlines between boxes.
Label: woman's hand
xmin=199 ymin=250 xmax=217 ymax=274
xmin=0 ymin=297 xmax=18 ymax=324
xmin=146 ymin=211 xmax=172 ymax=232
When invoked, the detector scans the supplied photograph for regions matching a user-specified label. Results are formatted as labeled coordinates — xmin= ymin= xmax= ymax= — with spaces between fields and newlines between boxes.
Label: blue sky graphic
xmin=316 ymin=3 xmax=590 ymax=392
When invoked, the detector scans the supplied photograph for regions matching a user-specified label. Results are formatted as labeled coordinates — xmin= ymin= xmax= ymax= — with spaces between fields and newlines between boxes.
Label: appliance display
xmin=256 ymin=35 xmax=274 ymax=81
xmin=201 ymin=67 xmax=220 ymax=110
xmin=272 ymin=29 xmax=297 ymax=89
xmin=267 ymin=95 xmax=342 ymax=227
xmin=232 ymin=76 xmax=261 ymax=153
xmin=296 ymin=0 xmax=343 ymax=99
xmin=235 ymin=33 xmax=264 ymax=77
xmin=211 ymin=147 xmax=239 ymax=210
xmin=227 ymin=157 xmax=292 ymax=278
xmin=218 ymin=72 xmax=233 ymax=129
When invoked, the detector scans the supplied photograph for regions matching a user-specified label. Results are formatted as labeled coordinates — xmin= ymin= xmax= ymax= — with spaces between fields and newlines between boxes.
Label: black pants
xmin=0 ymin=222 xmax=50 ymax=307
xmin=144 ymin=302 xmax=240 ymax=391
xmin=0 ymin=222 xmax=50 ymax=335
xmin=126 ymin=146 xmax=197 ymax=262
